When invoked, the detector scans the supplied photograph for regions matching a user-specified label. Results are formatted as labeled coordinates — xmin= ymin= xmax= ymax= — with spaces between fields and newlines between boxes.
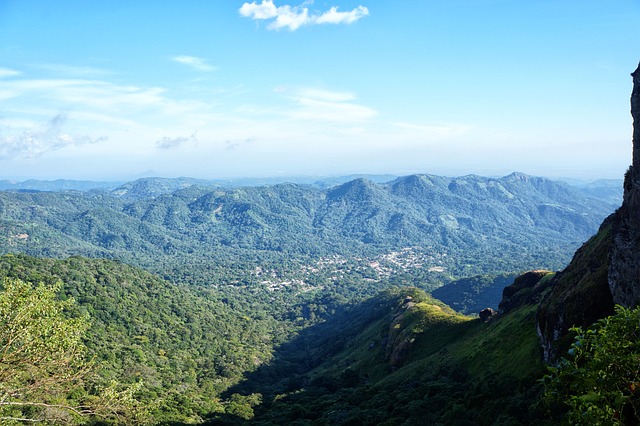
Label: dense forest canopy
xmin=0 ymin=172 xmax=627 ymax=424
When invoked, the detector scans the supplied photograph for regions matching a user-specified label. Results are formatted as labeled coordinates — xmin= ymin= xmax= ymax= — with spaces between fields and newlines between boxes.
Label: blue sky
xmin=0 ymin=1 xmax=639 ymax=181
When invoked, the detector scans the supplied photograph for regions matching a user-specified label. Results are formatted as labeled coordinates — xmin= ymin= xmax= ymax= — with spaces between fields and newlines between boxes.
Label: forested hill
xmin=0 ymin=172 xmax=617 ymax=278
xmin=0 ymin=253 xmax=553 ymax=424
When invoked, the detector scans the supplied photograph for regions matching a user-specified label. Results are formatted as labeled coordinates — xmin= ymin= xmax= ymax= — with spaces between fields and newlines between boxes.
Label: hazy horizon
xmin=0 ymin=170 xmax=626 ymax=187
xmin=1 ymin=1 xmax=639 ymax=181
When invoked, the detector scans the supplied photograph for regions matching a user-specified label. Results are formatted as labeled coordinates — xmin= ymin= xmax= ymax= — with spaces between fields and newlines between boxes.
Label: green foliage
xmin=225 ymin=393 xmax=262 ymax=420
xmin=241 ymin=292 xmax=550 ymax=426
xmin=456 ymin=303 xmax=545 ymax=379
xmin=0 ymin=277 xmax=90 ymax=424
xmin=0 ymin=172 xmax=613 ymax=424
xmin=0 ymin=173 xmax=615 ymax=280
xmin=537 ymin=221 xmax=616 ymax=362
xmin=544 ymin=305 xmax=640 ymax=425
xmin=0 ymin=277 xmax=141 ymax=425
xmin=0 ymin=255 xmax=278 ymax=423
xmin=0 ymin=250 xmax=560 ymax=425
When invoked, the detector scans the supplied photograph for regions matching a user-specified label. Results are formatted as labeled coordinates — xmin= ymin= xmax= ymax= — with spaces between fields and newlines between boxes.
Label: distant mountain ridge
xmin=0 ymin=178 xmax=122 ymax=192
xmin=0 ymin=172 xmax=618 ymax=278
xmin=0 ymin=174 xmax=622 ymax=204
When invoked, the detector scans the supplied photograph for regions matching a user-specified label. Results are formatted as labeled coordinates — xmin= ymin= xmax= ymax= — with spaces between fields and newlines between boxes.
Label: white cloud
xmin=0 ymin=68 xmax=20 ymax=78
xmin=239 ymin=1 xmax=369 ymax=31
xmin=315 ymin=6 xmax=369 ymax=24
xmin=239 ymin=0 xmax=278 ymax=19
xmin=37 ymin=64 xmax=114 ymax=78
xmin=269 ymin=5 xmax=310 ymax=30
xmin=287 ymin=87 xmax=377 ymax=121
xmin=172 ymin=55 xmax=217 ymax=72
xmin=297 ymin=88 xmax=355 ymax=102
xmin=0 ymin=113 xmax=107 ymax=159
xmin=1 ymin=78 xmax=206 ymax=119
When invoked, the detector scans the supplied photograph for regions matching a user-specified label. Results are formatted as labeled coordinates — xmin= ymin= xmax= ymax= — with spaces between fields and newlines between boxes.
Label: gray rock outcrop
xmin=535 ymin=62 xmax=640 ymax=363
xmin=609 ymin=63 xmax=640 ymax=307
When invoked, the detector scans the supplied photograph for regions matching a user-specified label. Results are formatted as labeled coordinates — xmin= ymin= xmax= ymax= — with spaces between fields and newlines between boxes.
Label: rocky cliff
xmin=609 ymin=65 xmax=640 ymax=307
xmin=535 ymin=62 xmax=640 ymax=362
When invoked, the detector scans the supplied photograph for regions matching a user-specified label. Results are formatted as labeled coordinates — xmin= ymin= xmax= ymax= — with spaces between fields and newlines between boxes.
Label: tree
xmin=0 ymin=277 xmax=141 ymax=424
xmin=225 ymin=393 xmax=262 ymax=420
xmin=543 ymin=305 xmax=640 ymax=425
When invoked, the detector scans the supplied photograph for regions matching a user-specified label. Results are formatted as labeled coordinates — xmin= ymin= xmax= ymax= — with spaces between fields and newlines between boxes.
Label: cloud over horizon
xmin=156 ymin=132 xmax=198 ymax=149
xmin=0 ymin=113 xmax=107 ymax=159
xmin=0 ymin=68 xmax=21 ymax=78
xmin=239 ymin=1 xmax=369 ymax=31
xmin=286 ymin=87 xmax=377 ymax=122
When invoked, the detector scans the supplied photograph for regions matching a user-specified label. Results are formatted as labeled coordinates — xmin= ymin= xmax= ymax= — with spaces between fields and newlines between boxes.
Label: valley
xmin=2 ymin=3 xmax=637 ymax=425
xmin=0 ymin=170 xmax=624 ymax=424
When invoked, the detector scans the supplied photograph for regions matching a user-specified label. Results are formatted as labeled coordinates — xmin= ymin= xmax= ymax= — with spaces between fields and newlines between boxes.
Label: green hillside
xmin=0 ymin=173 xmax=616 ymax=284
xmin=229 ymin=287 xmax=549 ymax=425
xmin=0 ymin=172 xmax=629 ymax=424
xmin=0 ymin=253 xmax=553 ymax=425
xmin=0 ymin=254 xmax=288 ymax=423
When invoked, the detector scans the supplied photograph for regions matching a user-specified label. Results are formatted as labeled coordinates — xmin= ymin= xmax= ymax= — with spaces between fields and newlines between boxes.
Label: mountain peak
xmin=503 ymin=171 xmax=532 ymax=181
xmin=326 ymin=177 xmax=379 ymax=201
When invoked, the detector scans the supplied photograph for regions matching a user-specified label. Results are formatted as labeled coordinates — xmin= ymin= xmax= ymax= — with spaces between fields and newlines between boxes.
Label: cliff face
xmin=609 ymin=65 xmax=640 ymax=307
xmin=535 ymin=62 xmax=640 ymax=362
xmin=535 ymin=219 xmax=615 ymax=362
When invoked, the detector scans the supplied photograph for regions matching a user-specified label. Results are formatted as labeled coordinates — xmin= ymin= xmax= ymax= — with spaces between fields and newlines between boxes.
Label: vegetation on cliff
xmin=544 ymin=306 xmax=640 ymax=425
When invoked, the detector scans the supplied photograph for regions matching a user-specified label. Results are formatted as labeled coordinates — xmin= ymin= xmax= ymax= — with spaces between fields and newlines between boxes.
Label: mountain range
xmin=0 ymin=172 xmax=618 ymax=282
xmin=2 ymin=64 xmax=639 ymax=424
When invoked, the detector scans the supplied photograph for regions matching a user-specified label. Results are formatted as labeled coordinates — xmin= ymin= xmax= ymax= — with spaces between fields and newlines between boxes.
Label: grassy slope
xmin=248 ymin=291 xmax=549 ymax=425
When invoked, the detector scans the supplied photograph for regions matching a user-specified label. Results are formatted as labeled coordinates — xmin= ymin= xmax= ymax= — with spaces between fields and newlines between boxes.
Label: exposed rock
xmin=535 ymin=220 xmax=615 ymax=363
xmin=535 ymin=62 xmax=640 ymax=363
xmin=609 ymin=63 xmax=640 ymax=307
xmin=384 ymin=297 xmax=420 ymax=369
xmin=387 ymin=338 xmax=412 ymax=370
xmin=478 ymin=307 xmax=497 ymax=321
xmin=498 ymin=270 xmax=552 ymax=315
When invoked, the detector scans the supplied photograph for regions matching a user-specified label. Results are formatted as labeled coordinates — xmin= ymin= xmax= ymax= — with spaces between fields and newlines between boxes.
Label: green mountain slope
xmin=225 ymin=286 xmax=550 ymax=425
xmin=0 ymin=173 xmax=616 ymax=280
xmin=0 ymin=254 xmax=288 ymax=423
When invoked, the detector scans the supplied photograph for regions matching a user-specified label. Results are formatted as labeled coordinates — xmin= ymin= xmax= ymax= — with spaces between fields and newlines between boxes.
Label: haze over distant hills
xmin=0 ymin=167 xmax=630 ymax=424
xmin=0 ymin=173 xmax=622 ymax=201
xmin=0 ymin=172 xmax=619 ymax=279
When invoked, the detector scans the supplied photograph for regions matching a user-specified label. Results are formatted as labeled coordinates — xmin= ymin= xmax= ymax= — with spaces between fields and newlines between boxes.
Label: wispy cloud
xmin=225 ymin=137 xmax=256 ymax=151
xmin=156 ymin=132 xmax=197 ymax=149
xmin=172 ymin=55 xmax=217 ymax=72
xmin=239 ymin=1 xmax=369 ymax=31
xmin=0 ymin=68 xmax=20 ymax=78
xmin=1 ymin=78 xmax=207 ymax=119
xmin=296 ymin=88 xmax=356 ymax=102
xmin=286 ymin=87 xmax=377 ymax=121
xmin=315 ymin=6 xmax=369 ymax=24
xmin=0 ymin=113 xmax=107 ymax=159
xmin=37 ymin=64 xmax=114 ymax=78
